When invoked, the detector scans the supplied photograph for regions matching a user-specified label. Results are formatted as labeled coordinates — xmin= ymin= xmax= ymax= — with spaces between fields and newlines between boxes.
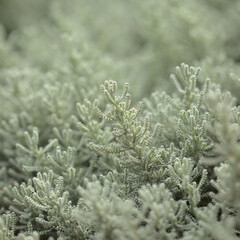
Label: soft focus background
xmin=0 ymin=0 xmax=240 ymax=94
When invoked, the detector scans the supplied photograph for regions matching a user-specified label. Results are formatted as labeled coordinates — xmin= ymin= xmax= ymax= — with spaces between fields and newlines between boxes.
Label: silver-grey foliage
xmin=0 ymin=0 xmax=240 ymax=239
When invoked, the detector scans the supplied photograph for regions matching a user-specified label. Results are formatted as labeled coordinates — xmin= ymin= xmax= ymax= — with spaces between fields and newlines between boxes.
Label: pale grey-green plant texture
xmin=0 ymin=0 xmax=240 ymax=239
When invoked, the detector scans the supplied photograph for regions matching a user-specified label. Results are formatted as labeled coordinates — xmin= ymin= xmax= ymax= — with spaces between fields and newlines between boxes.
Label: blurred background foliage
xmin=0 ymin=0 xmax=240 ymax=93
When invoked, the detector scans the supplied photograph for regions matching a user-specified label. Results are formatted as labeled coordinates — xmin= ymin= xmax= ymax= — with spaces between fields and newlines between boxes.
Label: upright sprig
xmin=177 ymin=107 xmax=213 ymax=161
xmin=168 ymin=157 xmax=208 ymax=210
xmin=171 ymin=63 xmax=209 ymax=109
xmin=15 ymin=128 xmax=58 ymax=174
xmin=90 ymin=81 xmax=167 ymax=192
xmin=10 ymin=171 xmax=85 ymax=239
xmin=92 ymin=80 xmax=150 ymax=153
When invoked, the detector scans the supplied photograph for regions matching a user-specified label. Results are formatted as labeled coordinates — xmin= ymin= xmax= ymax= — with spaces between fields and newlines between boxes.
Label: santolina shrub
xmin=0 ymin=1 xmax=239 ymax=239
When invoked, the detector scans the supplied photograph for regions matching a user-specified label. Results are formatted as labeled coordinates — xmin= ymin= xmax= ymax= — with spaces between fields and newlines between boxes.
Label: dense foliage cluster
xmin=0 ymin=0 xmax=240 ymax=239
